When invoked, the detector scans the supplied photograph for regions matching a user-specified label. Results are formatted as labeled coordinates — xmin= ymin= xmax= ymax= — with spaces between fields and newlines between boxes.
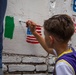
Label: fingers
xmin=26 ymin=20 xmax=31 ymax=27
xmin=26 ymin=20 xmax=37 ymax=27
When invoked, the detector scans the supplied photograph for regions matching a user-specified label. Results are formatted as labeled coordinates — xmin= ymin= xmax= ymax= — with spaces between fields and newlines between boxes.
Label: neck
xmin=55 ymin=43 xmax=69 ymax=56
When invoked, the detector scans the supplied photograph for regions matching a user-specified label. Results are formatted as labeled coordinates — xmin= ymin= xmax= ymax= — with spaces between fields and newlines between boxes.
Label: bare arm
xmin=26 ymin=20 xmax=55 ymax=55
xmin=33 ymin=31 xmax=55 ymax=54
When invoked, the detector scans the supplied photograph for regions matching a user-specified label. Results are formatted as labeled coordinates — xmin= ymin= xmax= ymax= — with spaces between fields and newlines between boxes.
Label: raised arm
xmin=26 ymin=20 xmax=55 ymax=55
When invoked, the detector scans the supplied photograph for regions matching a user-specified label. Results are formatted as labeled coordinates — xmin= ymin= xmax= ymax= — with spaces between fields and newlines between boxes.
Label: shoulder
xmin=55 ymin=59 xmax=75 ymax=75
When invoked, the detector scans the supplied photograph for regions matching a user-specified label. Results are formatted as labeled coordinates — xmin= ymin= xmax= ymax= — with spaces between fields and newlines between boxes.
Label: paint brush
xmin=19 ymin=20 xmax=43 ymax=27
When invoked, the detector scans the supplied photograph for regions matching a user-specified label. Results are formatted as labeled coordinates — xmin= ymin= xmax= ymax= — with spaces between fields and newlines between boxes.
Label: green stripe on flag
xmin=4 ymin=16 xmax=15 ymax=39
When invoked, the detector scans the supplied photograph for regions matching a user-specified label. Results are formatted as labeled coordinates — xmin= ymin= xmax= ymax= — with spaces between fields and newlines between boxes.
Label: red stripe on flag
xmin=26 ymin=40 xmax=39 ymax=44
xmin=36 ymin=28 xmax=41 ymax=30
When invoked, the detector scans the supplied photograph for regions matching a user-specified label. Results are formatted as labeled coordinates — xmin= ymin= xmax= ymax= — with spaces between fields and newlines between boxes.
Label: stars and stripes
xmin=72 ymin=16 xmax=76 ymax=33
xmin=73 ymin=0 xmax=76 ymax=12
xmin=26 ymin=25 xmax=42 ymax=44
xmin=74 ymin=23 xmax=76 ymax=33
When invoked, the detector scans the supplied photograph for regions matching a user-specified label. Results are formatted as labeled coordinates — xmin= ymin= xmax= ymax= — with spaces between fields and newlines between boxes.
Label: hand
xmin=26 ymin=20 xmax=37 ymax=34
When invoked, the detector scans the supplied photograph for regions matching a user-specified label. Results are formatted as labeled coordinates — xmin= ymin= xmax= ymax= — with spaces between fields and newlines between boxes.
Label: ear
xmin=49 ymin=36 xmax=54 ymax=44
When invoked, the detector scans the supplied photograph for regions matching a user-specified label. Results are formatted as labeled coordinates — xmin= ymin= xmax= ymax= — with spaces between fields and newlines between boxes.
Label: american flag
xmin=73 ymin=0 xmax=76 ymax=12
xmin=72 ymin=16 xmax=76 ymax=33
xmin=26 ymin=25 xmax=42 ymax=44
xmin=74 ymin=23 xmax=76 ymax=33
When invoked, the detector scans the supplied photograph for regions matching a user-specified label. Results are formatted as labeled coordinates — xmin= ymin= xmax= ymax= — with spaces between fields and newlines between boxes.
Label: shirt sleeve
xmin=55 ymin=61 xmax=75 ymax=75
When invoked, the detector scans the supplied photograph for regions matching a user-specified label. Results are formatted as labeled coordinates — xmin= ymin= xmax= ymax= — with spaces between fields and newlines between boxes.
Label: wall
xmin=2 ymin=0 xmax=76 ymax=75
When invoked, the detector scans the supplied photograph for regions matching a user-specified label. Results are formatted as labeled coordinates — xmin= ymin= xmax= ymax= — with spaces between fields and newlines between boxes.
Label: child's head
xmin=44 ymin=14 xmax=74 ymax=48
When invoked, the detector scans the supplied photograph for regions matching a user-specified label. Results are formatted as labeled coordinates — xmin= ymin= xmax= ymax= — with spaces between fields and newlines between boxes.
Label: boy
xmin=26 ymin=14 xmax=76 ymax=75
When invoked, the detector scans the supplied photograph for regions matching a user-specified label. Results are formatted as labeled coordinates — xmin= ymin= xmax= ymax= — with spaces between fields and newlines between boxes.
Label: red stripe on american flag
xmin=26 ymin=40 xmax=39 ymax=44
xmin=36 ymin=28 xmax=41 ymax=30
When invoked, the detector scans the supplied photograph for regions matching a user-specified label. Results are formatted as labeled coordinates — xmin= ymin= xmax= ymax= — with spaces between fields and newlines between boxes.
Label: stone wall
xmin=2 ymin=53 xmax=55 ymax=75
